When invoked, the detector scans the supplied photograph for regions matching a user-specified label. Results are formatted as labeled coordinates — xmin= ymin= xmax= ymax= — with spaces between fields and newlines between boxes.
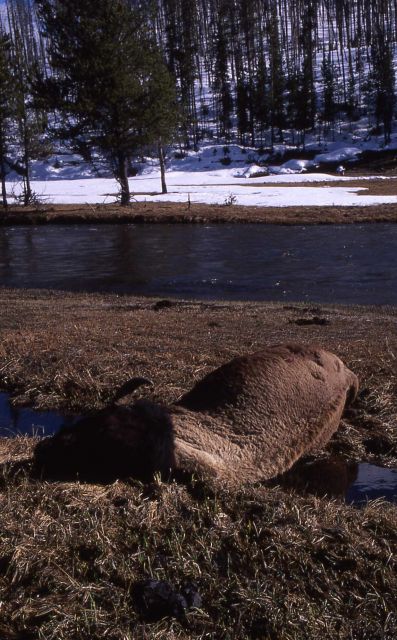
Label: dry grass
xmin=0 ymin=460 xmax=396 ymax=639
xmin=1 ymin=198 xmax=397 ymax=225
xmin=0 ymin=288 xmax=396 ymax=639
xmin=0 ymin=289 xmax=396 ymax=467
xmin=236 ymin=176 xmax=397 ymax=196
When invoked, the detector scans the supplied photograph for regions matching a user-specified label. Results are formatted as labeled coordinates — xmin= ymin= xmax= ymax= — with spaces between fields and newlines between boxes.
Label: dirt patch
xmin=0 ymin=289 xmax=396 ymax=639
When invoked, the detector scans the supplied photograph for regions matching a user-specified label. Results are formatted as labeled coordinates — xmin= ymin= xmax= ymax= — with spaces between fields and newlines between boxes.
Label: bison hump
xmin=177 ymin=343 xmax=344 ymax=414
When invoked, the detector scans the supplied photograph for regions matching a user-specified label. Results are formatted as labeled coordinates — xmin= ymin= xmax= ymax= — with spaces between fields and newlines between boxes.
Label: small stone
xmin=153 ymin=300 xmax=175 ymax=311
xmin=134 ymin=578 xmax=202 ymax=621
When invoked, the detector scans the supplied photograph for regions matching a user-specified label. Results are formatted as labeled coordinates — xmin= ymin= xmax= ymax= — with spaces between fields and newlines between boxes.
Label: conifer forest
xmin=1 ymin=0 xmax=397 ymax=202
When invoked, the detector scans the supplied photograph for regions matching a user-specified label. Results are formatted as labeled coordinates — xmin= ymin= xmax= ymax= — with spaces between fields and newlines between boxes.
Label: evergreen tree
xmin=297 ymin=1 xmax=317 ymax=140
xmin=236 ymin=79 xmax=249 ymax=144
xmin=372 ymin=37 xmax=395 ymax=144
xmin=161 ymin=0 xmax=198 ymax=147
xmin=140 ymin=59 xmax=179 ymax=193
xmin=267 ymin=7 xmax=285 ymax=145
xmin=253 ymin=55 xmax=269 ymax=145
xmin=35 ymin=0 xmax=177 ymax=204
xmin=321 ymin=57 xmax=337 ymax=133
xmin=213 ymin=13 xmax=233 ymax=139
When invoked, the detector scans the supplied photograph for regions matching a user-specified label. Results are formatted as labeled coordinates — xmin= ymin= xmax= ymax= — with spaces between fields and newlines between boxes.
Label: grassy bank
xmin=0 ymin=289 xmax=396 ymax=639
xmin=1 ymin=198 xmax=397 ymax=226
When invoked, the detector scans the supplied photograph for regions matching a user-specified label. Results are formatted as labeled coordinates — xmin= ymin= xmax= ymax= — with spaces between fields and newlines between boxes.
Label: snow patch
xmin=8 ymin=170 xmax=397 ymax=208
xmin=314 ymin=147 xmax=362 ymax=164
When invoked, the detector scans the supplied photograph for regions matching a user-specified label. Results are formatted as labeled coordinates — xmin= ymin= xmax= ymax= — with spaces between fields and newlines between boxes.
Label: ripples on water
xmin=0 ymin=223 xmax=397 ymax=303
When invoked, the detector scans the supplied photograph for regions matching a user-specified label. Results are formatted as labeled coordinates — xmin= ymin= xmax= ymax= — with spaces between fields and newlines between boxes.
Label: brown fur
xmin=170 ymin=343 xmax=358 ymax=483
xmin=33 ymin=344 xmax=358 ymax=485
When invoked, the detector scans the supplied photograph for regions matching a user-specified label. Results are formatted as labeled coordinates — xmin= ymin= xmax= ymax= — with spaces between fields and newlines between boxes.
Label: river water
xmin=1 ymin=223 xmax=397 ymax=303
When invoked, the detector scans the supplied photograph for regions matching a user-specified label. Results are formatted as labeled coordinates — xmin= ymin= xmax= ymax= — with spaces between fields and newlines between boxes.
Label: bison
xmin=33 ymin=344 xmax=358 ymax=485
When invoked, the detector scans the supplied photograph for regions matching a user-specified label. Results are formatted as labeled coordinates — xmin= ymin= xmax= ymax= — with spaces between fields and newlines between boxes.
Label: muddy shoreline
xmin=1 ymin=199 xmax=397 ymax=225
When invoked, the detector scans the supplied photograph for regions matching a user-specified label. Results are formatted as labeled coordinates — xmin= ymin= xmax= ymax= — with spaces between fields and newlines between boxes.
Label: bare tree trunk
xmin=23 ymin=177 xmax=32 ymax=205
xmin=116 ymin=152 xmax=130 ymax=205
xmin=0 ymin=129 xmax=7 ymax=209
xmin=23 ymin=137 xmax=32 ymax=206
xmin=158 ymin=138 xmax=167 ymax=194
xmin=1 ymin=169 xmax=7 ymax=209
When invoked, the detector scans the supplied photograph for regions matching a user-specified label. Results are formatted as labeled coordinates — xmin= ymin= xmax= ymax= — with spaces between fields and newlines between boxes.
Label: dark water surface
xmin=1 ymin=393 xmax=396 ymax=505
xmin=277 ymin=457 xmax=397 ymax=506
xmin=1 ymin=223 xmax=397 ymax=303
xmin=346 ymin=463 xmax=397 ymax=505
xmin=0 ymin=393 xmax=78 ymax=438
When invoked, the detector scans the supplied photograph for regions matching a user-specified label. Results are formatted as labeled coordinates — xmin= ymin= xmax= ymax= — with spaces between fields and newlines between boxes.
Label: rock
xmin=153 ymin=300 xmax=176 ymax=311
xmin=292 ymin=317 xmax=330 ymax=326
xmin=133 ymin=579 xmax=202 ymax=621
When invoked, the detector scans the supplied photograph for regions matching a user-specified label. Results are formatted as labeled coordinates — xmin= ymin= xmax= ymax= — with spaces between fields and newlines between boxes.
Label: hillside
xmin=2 ymin=0 xmax=397 ymax=206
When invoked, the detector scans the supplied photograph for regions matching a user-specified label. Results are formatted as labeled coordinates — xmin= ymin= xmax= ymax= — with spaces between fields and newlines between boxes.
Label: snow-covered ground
xmin=6 ymin=142 xmax=397 ymax=208
xmin=7 ymin=168 xmax=397 ymax=208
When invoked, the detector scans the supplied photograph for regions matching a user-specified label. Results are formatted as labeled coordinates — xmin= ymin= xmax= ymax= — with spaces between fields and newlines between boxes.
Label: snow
xmin=8 ymin=167 xmax=397 ymax=208
xmin=314 ymin=146 xmax=362 ymax=164
xmin=268 ymin=159 xmax=318 ymax=174
xmin=5 ymin=140 xmax=397 ymax=208
xmin=238 ymin=164 xmax=268 ymax=178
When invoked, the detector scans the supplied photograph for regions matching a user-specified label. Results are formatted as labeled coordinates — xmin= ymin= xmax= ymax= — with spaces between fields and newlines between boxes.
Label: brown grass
xmin=0 ymin=289 xmax=396 ymax=639
xmin=0 ymin=453 xmax=396 ymax=640
xmin=1 ymin=198 xmax=397 ymax=225
xmin=0 ymin=289 xmax=396 ymax=466
xmin=236 ymin=176 xmax=397 ymax=196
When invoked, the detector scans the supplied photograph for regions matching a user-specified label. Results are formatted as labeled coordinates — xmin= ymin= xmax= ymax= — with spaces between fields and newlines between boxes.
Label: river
xmin=0 ymin=223 xmax=396 ymax=303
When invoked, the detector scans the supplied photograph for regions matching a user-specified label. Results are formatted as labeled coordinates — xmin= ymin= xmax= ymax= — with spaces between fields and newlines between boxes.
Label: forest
xmin=1 ymin=0 xmax=397 ymax=204
xmin=152 ymin=0 xmax=397 ymax=148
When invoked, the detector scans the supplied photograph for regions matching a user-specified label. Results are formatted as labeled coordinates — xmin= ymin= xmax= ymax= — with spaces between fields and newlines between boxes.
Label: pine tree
xmin=161 ymin=0 xmax=198 ymax=148
xmin=267 ymin=7 xmax=285 ymax=145
xmin=213 ymin=12 xmax=233 ymax=139
xmin=35 ymin=0 xmax=177 ymax=204
xmin=295 ymin=1 xmax=317 ymax=143
xmin=372 ymin=37 xmax=395 ymax=144
xmin=321 ymin=57 xmax=337 ymax=136
xmin=253 ymin=54 xmax=270 ymax=145
xmin=140 ymin=55 xmax=179 ymax=194
xmin=236 ymin=79 xmax=249 ymax=144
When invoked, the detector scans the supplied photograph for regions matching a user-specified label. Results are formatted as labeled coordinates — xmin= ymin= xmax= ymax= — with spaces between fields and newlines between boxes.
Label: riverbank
xmin=1 ymin=199 xmax=397 ymax=225
xmin=0 ymin=289 xmax=396 ymax=639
